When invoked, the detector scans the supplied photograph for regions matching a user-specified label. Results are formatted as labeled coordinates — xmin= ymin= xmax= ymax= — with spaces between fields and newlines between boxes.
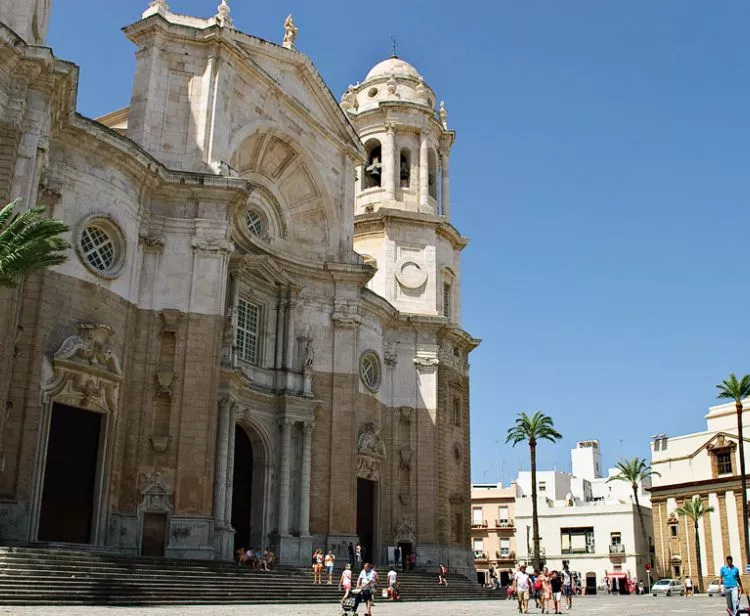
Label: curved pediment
xmin=230 ymin=130 xmax=332 ymax=249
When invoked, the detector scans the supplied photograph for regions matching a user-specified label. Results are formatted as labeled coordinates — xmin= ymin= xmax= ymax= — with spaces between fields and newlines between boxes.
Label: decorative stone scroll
xmin=357 ymin=422 xmax=386 ymax=481
xmin=41 ymin=323 xmax=123 ymax=414
xmin=394 ymin=516 xmax=416 ymax=545
xmin=138 ymin=471 xmax=173 ymax=515
xmin=707 ymin=433 xmax=737 ymax=452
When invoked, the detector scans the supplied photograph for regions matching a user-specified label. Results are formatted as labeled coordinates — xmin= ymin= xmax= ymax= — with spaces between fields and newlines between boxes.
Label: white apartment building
xmin=514 ymin=441 xmax=653 ymax=592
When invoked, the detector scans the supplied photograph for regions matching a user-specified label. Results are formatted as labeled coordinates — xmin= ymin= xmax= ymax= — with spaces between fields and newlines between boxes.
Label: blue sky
xmin=48 ymin=1 xmax=750 ymax=484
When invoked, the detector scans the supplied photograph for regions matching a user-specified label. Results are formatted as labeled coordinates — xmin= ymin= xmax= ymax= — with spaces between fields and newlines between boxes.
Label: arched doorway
xmin=231 ymin=423 xmax=267 ymax=551
xmin=231 ymin=425 xmax=253 ymax=550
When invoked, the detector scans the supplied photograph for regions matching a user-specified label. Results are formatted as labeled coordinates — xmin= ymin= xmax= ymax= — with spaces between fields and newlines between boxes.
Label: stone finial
xmin=143 ymin=0 xmax=168 ymax=19
xmin=439 ymin=100 xmax=448 ymax=129
xmin=340 ymin=85 xmax=359 ymax=113
xmin=282 ymin=14 xmax=299 ymax=49
xmin=216 ymin=0 xmax=234 ymax=28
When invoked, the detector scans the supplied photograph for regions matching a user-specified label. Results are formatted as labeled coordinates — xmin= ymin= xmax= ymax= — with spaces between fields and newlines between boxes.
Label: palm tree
xmin=717 ymin=373 xmax=750 ymax=567
xmin=675 ymin=495 xmax=714 ymax=593
xmin=506 ymin=411 xmax=562 ymax=571
xmin=0 ymin=199 xmax=69 ymax=288
xmin=607 ymin=457 xmax=660 ymax=561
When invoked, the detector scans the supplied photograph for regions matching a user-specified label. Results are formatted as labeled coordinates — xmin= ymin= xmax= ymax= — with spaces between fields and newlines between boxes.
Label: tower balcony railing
xmin=495 ymin=519 xmax=515 ymax=529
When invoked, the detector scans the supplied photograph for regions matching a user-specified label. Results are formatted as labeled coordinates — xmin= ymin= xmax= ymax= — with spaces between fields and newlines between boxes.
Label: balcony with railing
xmin=495 ymin=519 xmax=515 ymax=529
xmin=561 ymin=545 xmax=595 ymax=555
xmin=496 ymin=550 xmax=516 ymax=562
xmin=609 ymin=544 xmax=625 ymax=554
xmin=473 ymin=551 xmax=488 ymax=561
xmin=471 ymin=520 xmax=489 ymax=529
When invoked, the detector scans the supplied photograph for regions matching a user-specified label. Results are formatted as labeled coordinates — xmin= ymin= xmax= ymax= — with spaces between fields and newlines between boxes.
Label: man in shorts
xmin=514 ymin=564 xmax=531 ymax=614
xmin=354 ymin=562 xmax=376 ymax=616
xmin=561 ymin=564 xmax=573 ymax=609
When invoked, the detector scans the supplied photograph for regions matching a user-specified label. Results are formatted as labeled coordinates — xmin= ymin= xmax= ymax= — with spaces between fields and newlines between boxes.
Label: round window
xmin=360 ymin=351 xmax=381 ymax=392
xmin=368 ymin=87 xmax=378 ymax=98
xmin=246 ymin=210 xmax=264 ymax=236
xmin=76 ymin=215 xmax=125 ymax=278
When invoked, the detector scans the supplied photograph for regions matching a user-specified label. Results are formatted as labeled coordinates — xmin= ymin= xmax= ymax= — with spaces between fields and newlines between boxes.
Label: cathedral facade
xmin=0 ymin=0 xmax=479 ymax=573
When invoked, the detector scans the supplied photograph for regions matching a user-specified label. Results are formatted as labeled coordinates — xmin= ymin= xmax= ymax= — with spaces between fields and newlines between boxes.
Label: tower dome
xmin=365 ymin=57 xmax=422 ymax=82
xmin=341 ymin=56 xmax=437 ymax=115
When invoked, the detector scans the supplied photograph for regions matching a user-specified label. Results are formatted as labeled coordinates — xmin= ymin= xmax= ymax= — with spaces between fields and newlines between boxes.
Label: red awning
xmin=607 ymin=572 xmax=628 ymax=579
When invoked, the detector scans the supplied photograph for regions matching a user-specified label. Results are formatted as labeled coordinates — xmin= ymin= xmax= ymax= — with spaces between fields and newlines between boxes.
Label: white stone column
xmin=284 ymin=299 xmax=296 ymax=372
xmin=384 ymin=124 xmax=396 ymax=201
xmin=213 ymin=399 xmax=231 ymax=525
xmin=223 ymin=403 xmax=237 ymax=525
xmin=298 ymin=422 xmax=314 ymax=537
xmin=441 ymin=151 xmax=451 ymax=219
xmin=419 ymin=132 xmax=429 ymax=208
xmin=277 ymin=418 xmax=294 ymax=535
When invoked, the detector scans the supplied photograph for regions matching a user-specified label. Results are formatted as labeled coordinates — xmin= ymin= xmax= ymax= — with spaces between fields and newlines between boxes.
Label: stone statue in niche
xmin=282 ymin=14 xmax=298 ymax=49
xmin=357 ymin=422 xmax=386 ymax=458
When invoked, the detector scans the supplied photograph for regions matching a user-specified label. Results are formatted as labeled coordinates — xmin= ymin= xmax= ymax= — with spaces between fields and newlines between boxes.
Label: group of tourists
xmin=338 ymin=561 xmax=403 ymax=616
xmin=235 ymin=546 xmax=276 ymax=570
xmin=512 ymin=564 xmax=574 ymax=614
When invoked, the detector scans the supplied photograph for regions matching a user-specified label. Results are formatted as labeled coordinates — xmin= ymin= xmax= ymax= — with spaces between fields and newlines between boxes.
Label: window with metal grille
xmin=81 ymin=225 xmax=116 ymax=271
xmin=443 ymin=283 xmax=452 ymax=319
xmin=717 ymin=451 xmax=733 ymax=475
xmin=246 ymin=210 xmax=263 ymax=236
xmin=236 ymin=299 xmax=260 ymax=364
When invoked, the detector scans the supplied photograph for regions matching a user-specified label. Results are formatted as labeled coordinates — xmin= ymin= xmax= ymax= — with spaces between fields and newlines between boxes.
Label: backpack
xmin=535 ymin=578 xmax=543 ymax=591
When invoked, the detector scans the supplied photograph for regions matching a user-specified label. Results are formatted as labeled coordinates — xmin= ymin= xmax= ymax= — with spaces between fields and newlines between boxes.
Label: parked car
xmin=707 ymin=580 xmax=725 ymax=597
xmin=652 ymin=579 xmax=684 ymax=597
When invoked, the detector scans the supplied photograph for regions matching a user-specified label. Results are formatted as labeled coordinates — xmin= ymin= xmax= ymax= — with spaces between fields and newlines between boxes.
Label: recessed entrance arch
xmin=38 ymin=403 xmax=103 ymax=543
xmin=231 ymin=423 xmax=267 ymax=551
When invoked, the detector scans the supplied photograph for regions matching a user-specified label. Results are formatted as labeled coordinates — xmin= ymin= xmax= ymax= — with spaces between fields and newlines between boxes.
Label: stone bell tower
xmin=343 ymin=56 xmax=463 ymax=320
xmin=0 ymin=0 xmax=52 ymax=46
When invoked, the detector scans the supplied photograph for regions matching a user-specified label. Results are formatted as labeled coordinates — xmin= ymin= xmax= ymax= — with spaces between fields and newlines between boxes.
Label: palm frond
xmin=607 ymin=457 xmax=660 ymax=484
xmin=0 ymin=201 xmax=69 ymax=288
xmin=506 ymin=411 xmax=562 ymax=446
xmin=717 ymin=373 xmax=750 ymax=402
xmin=675 ymin=495 xmax=714 ymax=522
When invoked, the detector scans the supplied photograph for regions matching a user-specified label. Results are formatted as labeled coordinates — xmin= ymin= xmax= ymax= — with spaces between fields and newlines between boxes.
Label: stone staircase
xmin=0 ymin=547 xmax=502 ymax=606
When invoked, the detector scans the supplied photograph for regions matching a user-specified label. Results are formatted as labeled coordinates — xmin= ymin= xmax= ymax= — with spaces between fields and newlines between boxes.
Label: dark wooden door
xmin=141 ymin=513 xmax=167 ymax=557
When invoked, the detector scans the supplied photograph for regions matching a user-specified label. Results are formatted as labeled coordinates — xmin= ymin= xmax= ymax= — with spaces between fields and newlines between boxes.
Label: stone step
xmin=0 ymin=547 xmax=496 ymax=606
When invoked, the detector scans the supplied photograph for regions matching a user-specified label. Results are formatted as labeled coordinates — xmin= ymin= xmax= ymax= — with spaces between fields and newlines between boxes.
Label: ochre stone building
xmin=651 ymin=401 xmax=750 ymax=587
xmin=0 ymin=1 xmax=479 ymax=572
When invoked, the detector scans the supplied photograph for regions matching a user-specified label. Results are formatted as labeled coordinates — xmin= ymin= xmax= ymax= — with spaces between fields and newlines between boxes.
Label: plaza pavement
xmin=0 ymin=595 xmax=734 ymax=616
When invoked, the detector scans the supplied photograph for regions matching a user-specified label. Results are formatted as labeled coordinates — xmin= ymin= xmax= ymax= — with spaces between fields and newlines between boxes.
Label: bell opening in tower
xmin=364 ymin=141 xmax=382 ymax=189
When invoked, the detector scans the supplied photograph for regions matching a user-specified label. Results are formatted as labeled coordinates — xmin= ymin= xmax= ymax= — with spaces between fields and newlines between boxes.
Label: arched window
xmin=428 ymin=148 xmax=438 ymax=200
xmin=363 ymin=139 xmax=382 ymax=189
xmin=400 ymin=149 xmax=411 ymax=188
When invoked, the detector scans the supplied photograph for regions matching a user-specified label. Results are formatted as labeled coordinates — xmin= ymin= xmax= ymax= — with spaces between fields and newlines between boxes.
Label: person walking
xmin=514 ymin=564 xmax=531 ymax=614
xmin=353 ymin=562 xmax=376 ymax=616
xmin=684 ymin=575 xmax=693 ymax=597
xmin=394 ymin=546 xmax=401 ymax=570
xmin=721 ymin=555 xmax=744 ymax=613
xmin=325 ymin=550 xmax=336 ymax=585
xmin=438 ymin=563 xmax=448 ymax=586
xmin=541 ymin=567 xmax=552 ymax=613
xmin=339 ymin=563 xmax=353 ymax=603
xmin=387 ymin=566 xmax=398 ymax=599
xmin=561 ymin=565 xmax=573 ymax=610
xmin=355 ymin=543 xmax=363 ymax=570
xmin=550 ymin=570 xmax=563 ymax=615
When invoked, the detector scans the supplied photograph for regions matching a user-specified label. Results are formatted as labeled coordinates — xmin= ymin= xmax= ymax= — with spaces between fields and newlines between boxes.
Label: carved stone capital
xmin=192 ymin=236 xmax=234 ymax=256
xmin=160 ymin=310 xmax=183 ymax=333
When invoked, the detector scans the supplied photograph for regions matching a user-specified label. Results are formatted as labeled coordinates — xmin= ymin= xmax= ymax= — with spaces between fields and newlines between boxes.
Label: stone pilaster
xmin=383 ymin=124 xmax=396 ymax=201
xmin=277 ymin=418 xmax=293 ymax=535
xmin=419 ymin=132 xmax=429 ymax=208
xmin=299 ymin=421 xmax=314 ymax=537
xmin=440 ymin=150 xmax=450 ymax=218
